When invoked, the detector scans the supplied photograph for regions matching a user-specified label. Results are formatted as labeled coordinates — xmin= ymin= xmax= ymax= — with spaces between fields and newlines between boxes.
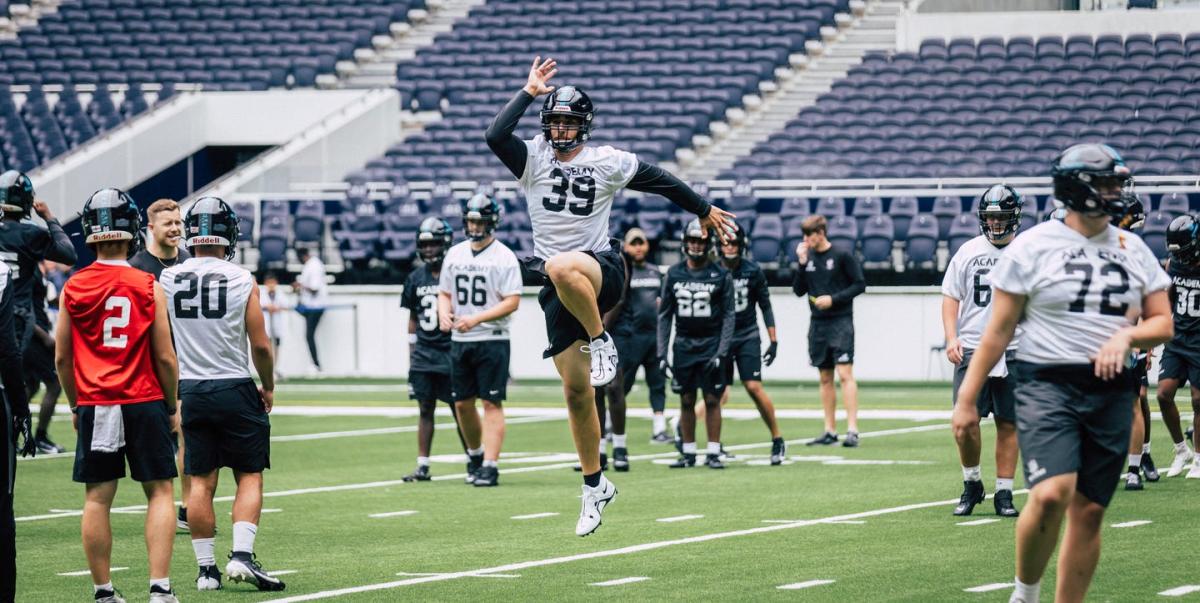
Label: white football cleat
xmin=583 ymin=334 xmax=619 ymax=387
xmin=576 ymin=476 xmax=618 ymax=537
xmin=1167 ymin=447 xmax=1194 ymax=478
xmin=1187 ymin=458 xmax=1200 ymax=480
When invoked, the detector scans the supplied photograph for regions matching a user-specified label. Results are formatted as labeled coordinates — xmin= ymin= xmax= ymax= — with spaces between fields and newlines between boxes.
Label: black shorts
xmin=723 ymin=337 xmax=763 ymax=384
xmin=1009 ymin=362 xmax=1135 ymax=508
xmin=1158 ymin=345 xmax=1200 ymax=386
xmin=952 ymin=349 xmax=1017 ymax=423
xmin=181 ymin=380 xmax=271 ymax=475
xmin=1132 ymin=354 xmax=1149 ymax=388
xmin=73 ymin=401 xmax=178 ymax=483
xmin=614 ymin=331 xmax=655 ymax=389
xmin=451 ymin=340 xmax=510 ymax=402
xmin=22 ymin=337 xmax=56 ymax=386
xmin=671 ymin=361 xmax=727 ymax=398
xmin=808 ymin=315 xmax=854 ymax=369
xmin=409 ymin=370 xmax=453 ymax=404
xmin=532 ymin=241 xmax=626 ymax=359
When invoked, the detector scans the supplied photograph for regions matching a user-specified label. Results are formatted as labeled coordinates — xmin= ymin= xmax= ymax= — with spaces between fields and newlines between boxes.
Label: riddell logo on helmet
xmin=189 ymin=236 xmax=224 ymax=245
xmin=88 ymin=231 xmax=127 ymax=241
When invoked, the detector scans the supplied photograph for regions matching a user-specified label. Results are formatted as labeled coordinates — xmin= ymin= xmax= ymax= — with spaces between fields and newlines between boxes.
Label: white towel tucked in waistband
xmin=91 ymin=405 xmax=125 ymax=453
xmin=988 ymin=354 xmax=1008 ymax=379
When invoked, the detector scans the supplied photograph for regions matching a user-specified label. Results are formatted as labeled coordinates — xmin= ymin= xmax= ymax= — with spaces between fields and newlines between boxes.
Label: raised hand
xmin=700 ymin=206 xmax=738 ymax=245
xmin=523 ymin=55 xmax=557 ymax=97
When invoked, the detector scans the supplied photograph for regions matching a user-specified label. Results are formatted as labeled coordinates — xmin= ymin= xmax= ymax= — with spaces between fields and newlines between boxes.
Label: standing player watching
xmin=792 ymin=215 xmax=866 ymax=447
xmin=954 ymin=144 xmax=1172 ymax=603
xmin=658 ymin=220 xmax=735 ymax=469
xmin=294 ymin=247 xmax=327 ymax=373
xmin=437 ymin=195 xmax=522 ymax=488
xmin=941 ymin=185 xmax=1023 ymax=518
xmin=27 ymin=265 xmax=65 ymax=455
xmin=401 ymin=218 xmax=468 ymax=482
xmin=1157 ymin=214 xmax=1200 ymax=478
xmin=1 ymin=244 xmax=34 ymax=603
xmin=56 ymin=189 xmax=180 ymax=603
xmin=161 ymin=197 xmax=284 ymax=592
xmin=485 ymin=56 xmax=735 ymax=535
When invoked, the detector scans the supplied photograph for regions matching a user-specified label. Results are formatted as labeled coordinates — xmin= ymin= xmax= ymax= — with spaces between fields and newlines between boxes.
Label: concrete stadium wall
xmin=896 ymin=7 xmax=1200 ymax=50
xmin=271 ymin=286 xmax=956 ymax=383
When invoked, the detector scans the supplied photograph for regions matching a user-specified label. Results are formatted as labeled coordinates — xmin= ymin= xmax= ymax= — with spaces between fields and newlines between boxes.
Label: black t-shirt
xmin=401 ymin=264 xmax=452 ymax=374
xmin=0 ymin=219 xmax=76 ymax=312
xmin=658 ymin=260 xmax=735 ymax=365
xmin=791 ymin=246 xmax=865 ymax=320
xmin=129 ymin=248 xmax=192 ymax=281
xmin=613 ymin=262 xmax=661 ymax=336
xmin=1167 ymin=259 xmax=1200 ymax=351
xmin=726 ymin=258 xmax=774 ymax=344
xmin=31 ymin=270 xmax=49 ymax=330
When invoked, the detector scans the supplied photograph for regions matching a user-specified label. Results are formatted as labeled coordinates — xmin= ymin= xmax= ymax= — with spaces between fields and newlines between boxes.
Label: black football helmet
xmin=1051 ymin=143 xmax=1132 ymax=218
xmin=81 ymin=188 xmax=143 ymax=257
xmin=416 ymin=216 xmax=453 ymax=266
xmin=184 ymin=196 xmax=240 ymax=260
xmin=1166 ymin=215 xmax=1200 ymax=265
xmin=1116 ymin=184 xmax=1146 ymax=232
xmin=463 ymin=193 xmax=500 ymax=241
xmin=721 ymin=221 xmax=748 ymax=260
xmin=977 ymin=184 xmax=1022 ymax=243
xmin=0 ymin=170 xmax=34 ymax=217
xmin=540 ymin=86 xmax=594 ymax=152
xmin=681 ymin=218 xmax=713 ymax=260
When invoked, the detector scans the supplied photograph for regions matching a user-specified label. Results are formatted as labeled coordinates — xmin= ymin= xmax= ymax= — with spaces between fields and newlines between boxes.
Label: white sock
xmin=653 ymin=414 xmax=666 ymax=433
xmin=1128 ymin=453 xmax=1142 ymax=469
xmin=1010 ymin=577 xmax=1040 ymax=603
xmin=467 ymin=447 xmax=484 ymax=457
xmin=995 ymin=477 xmax=1014 ymax=492
xmin=232 ymin=521 xmax=257 ymax=555
xmin=192 ymin=537 xmax=215 ymax=567
xmin=598 ymin=439 xmax=607 ymax=454
xmin=482 ymin=459 xmax=497 ymax=468
xmin=682 ymin=442 xmax=697 ymax=454
xmin=612 ymin=433 xmax=627 ymax=448
xmin=417 ymin=456 xmax=429 ymax=467
xmin=1175 ymin=440 xmax=1190 ymax=454
xmin=94 ymin=582 xmax=113 ymax=594
xmin=1142 ymin=442 xmax=1151 ymax=454
xmin=149 ymin=577 xmax=170 ymax=592
xmin=962 ymin=465 xmax=982 ymax=482
xmin=707 ymin=441 xmax=721 ymax=455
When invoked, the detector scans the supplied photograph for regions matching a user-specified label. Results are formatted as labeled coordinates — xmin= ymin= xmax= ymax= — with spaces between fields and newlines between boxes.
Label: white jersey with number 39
xmin=942 ymin=235 xmax=1019 ymax=351
xmin=161 ymin=256 xmax=256 ymax=380
xmin=520 ymin=135 xmax=639 ymax=259
xmin=989 ymin=219 xmax=1169 ymax=364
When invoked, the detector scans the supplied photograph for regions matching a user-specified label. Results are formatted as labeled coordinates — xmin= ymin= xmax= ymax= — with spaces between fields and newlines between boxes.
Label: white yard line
xmin=591 ymin=577 xmax=650 ymax=586
xmin=511 ymin=512 xmax=559 ymax=520
xmin=1111 ymin=520 xmax=1152 ymax=528
xmin=777 ymin=579 xmax=836 ymax=590
xmin=395 ymin=572 xmax=520 ymax=579
xmin=956 ymin=518 xmax=1001 ymax=526
xmin=369 ymin=511 xmax=418 ymax=518
xmin=656 ymin=515 xmax=703 ymax=523
xmin=1160 ymin=585 xmax=1200 ymax=597
xmin=264 ymin=489 xmax=1030 ymax=602
xmin=964 ymin=582 xmax=1014 ymax=593
xmin=270 ymin=570 xmax=300 ymax=577
xmin=58 ymin=567 xmax=127 ymax=577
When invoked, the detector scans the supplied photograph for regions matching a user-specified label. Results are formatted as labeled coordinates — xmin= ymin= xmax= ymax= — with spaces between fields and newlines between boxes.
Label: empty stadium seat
xmin=1157 ymin=192 xmax=1191 ymax=217
xmin=826 ymin=215 xmax=857 ymax=255
xmin=860 ymin=215 xmax=894 ymax=268
xmin=1142 ymin=210 xmax=1173 ymax=259
xmin=904 ymin=214 xmax=938 ymax=270
xmin=888 ymin=195 xmax=918 ymax=240
xmin=948 ymin=214 xmax=979 ymax=257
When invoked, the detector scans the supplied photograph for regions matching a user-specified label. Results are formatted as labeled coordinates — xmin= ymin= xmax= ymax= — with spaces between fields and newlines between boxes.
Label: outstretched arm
xmin=485 ymin=56 xmax=557 ymax=179
xmin=625 ymin=164 xmax=737 ymax=243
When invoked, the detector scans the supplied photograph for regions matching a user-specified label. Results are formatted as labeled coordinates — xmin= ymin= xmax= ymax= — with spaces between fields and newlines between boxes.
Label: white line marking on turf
xmin=591 ymin=577 xmax=650 ymax=586
xmin=511 ymin=512 xmax=559 ymax=520
xmin=762 ymin=519 xmax=863 ymax=525
xmin=656 ymin=514 xmax=703 ymax=523
xmin=395 ymin=572 xmax=521 ymax=579
xmin=263 ymin=489 xmax=1029 ymax=602
xmin=58 ymin=567 xmax=127 ymax=577
xmin=369 ymin=511 xmax=418 ymax=518
xmin=964 ymin=582 xmax=1014 ymax=593
xmin=1160 ymin=585 xmax=1200 ymax=597
xmin=269 ymin=570 xmax=300 ymax=577
xmin=956 ymin=518 xmax=1001 ymax=526
xmin=1111 ymin=520 xmax=1152 ymax=528
xmin=777 ymin=579 xmax=836 ymax=590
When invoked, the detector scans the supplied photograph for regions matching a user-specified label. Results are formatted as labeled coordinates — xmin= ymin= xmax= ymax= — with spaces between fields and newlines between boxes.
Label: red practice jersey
xmin=62 ymin=260 xmax=163 ymax=405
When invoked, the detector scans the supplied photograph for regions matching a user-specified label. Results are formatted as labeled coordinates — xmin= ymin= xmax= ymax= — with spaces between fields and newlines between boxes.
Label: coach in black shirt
xmin=792 ymin=215 xmax=866 ymax=447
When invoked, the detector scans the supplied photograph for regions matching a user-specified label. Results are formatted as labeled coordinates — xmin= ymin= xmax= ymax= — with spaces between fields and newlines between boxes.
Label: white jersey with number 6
xmin=942 ymin=235 xmax=1019 ymax=351
xmin=161 ymin=256 xmax=256 ymax=380
xmin=438 ymin=239 xmax=522 ymax=342
xmin=989 ymin=219 xmax=1169 ymax=364
xmin=520 ymin=134 xmax=639 ymax=259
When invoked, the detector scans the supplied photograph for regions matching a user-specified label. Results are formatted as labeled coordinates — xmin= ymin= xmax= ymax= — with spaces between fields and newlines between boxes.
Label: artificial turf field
xmin=12 ymin=379 xmax=1200 ymax=602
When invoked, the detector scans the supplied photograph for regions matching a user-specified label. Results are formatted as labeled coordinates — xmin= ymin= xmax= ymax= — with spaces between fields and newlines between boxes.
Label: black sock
xmin=583 ymin=470 xmax=602 ymax=488
xmin=593 ymin=331 xmax=609 ymax=343
xmin=35 ymin=429 xmax=46 ymax=439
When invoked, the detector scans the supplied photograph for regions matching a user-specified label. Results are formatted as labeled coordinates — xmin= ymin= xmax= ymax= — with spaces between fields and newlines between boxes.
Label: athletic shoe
xmin=402 ymin=465 xmax=431 ymax=482
xmin=1188 ymin=458 xmax=1200 ymax=479
xmin=1124 ymin=470 xmax=1144 ymax=491
xmin=1141 ymin=453 xmax=1160 ymax=482
xmin=770 ymin=438 xmax=787 ymax=465
xmin=94 ymin=589 xmax=126 ymax=603
xmin=465 ymin=453 xmax=483 ymax=485
xmin=149 ymin=585 xmax=179 ymax=602
xmin=650 ymin=431 xmax=672 ymax=444
xmin=706 ymin=453 xmax=725 ymax=469
xmin=952 ymin=481 xmax=985 ymax=516
xmin=576 ymin=476 xmax=618 ymax=537
xmin=993 ymin=489 xmax=1019 ymax=517
xmin=842 ymin=431 xmax=860 ymax=448
xmin=176 ymin=507 xmax=189 ymax=532
xmin=1167 ymin=447 xmax=1194 ymax=477
xmin=226 ymin=552 xmax=286 ymax=591
xmin=196 ymin=564 xmax=222 ymax=591
xmin=719 ymin=445 xmax=736 ymax=461
xmin=583 ymin=333 xmax=619 ymax=387
xmin=473 ymin=465 xmax=499 ymax=487
xmin=668 ymin=453 xmax=696 ymax=468
xmin=671 ymin=416 xmax=683 ymax=454
xmin=613 ymin=447 xmax=629 ymax=472
xmin=806 ymin=432 xmax=838 ymax=446
xmin=35 ymin=435 xmax=65 ymax=454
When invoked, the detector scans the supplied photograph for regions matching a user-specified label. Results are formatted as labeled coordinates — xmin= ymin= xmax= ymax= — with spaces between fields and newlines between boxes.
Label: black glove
xmin=13 ymin=408 xmax=35 ymax=457
xmin=657 ymin=356 xmax=673 ymax=378
xmin=763 ymin=341 xmax=778 ymax=366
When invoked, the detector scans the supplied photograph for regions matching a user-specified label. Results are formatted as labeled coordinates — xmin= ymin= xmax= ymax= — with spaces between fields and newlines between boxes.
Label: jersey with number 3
xmin=942 ymin=235 xmax=1019 ymax=351
xmin=1165 ymin=259 xmax=1200 ymax=352
xmin=989 ymin=219 xmax=1169 ymax=364
xmin=62 ymin=260 xmax=162 ymax=405
xmin=401 ymin=263 xmax=451 ymax=374
xmin=519 ymin=134 xmax=638 ymax=259
xmin=161 ymin=257 xmax=255 ymax=381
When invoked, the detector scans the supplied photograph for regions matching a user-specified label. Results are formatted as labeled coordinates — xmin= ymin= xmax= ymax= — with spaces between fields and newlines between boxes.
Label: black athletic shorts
xmin=808 ymin=315 xmax=854 ymax=369
xmin=672 ymin=360 xmax=727 ymax=398
xmin=181 ymin=379 xmax=271 ymax=475
xmin=22 ymin=336 xmax=56 ymax=386
xmin=73 ymin=400 xmax=177 ymax=484
xmin=1159 ymin=344 xmax=1200 ymax=387
xmin=723 ymin=336 xmax=763 ymax=384
xmin=1132 ymin=353 xmax=1149 ymax=388
xmin=952 ymin=349 xmax=1017 ymax=423
xmin=451 ymin=340 xmax=510 ymax=402
xmin=531 ymin=240 xmax=626 ymax=359
xmin=1009 ymin=361 xmax=1136 ymax=508
xmin=409 ymin=370 xmax=453 ymax=404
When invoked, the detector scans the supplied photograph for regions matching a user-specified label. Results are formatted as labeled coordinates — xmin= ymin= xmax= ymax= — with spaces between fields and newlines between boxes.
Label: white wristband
xmin=408 ymin=334 xmax=417 ymax=344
